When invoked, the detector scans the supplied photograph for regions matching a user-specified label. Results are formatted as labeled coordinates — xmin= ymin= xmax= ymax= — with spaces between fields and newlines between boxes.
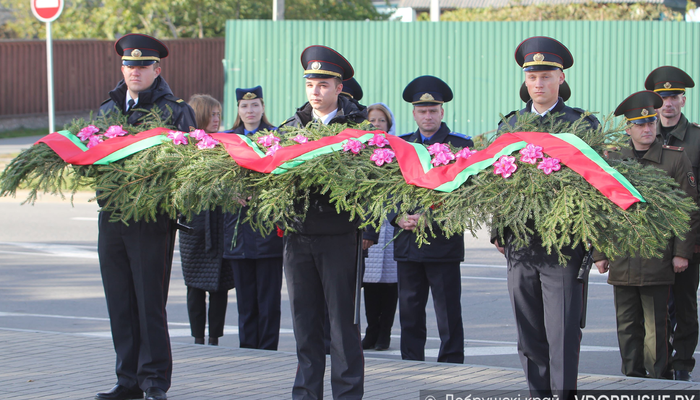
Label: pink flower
xmin=370 ymin=148 xmax=395 ymax=166
xmin=197 ymin=135 xmax=219 ymax=149
xmin=519 ymin=143 xmax=544 ymax=164
xmin=257 ymin=133 xmax=280 ymax=147
xmin=431 ymin=150 xmax=456 ymax=166
xmin=86 ymin=134 xmax=103 ymax=149
xmin=538 ymin=157 xmax=561 ymax=175
xmin=265 ymin=144 xmax=282 ymax=156
xmin=292 ymin=134 xmax=309 ymax=144
xmin=78 ymin=125 xmax=100 ymax=141
xmin=190 ymin=129 xmax=208 ymax=140
xmin=342 ymin=139 xmax=365 ymax=154
xmin=167 ymin=131 xmax=188 ymax=145
xmin=427 ymin=143 xmax=450 ymax=155
xmin=368 ymin=133 xmax=390 ymax=148
xmin=456 ymin=148 xmax=477 ymax=160
xmin=104 ymin=125 xmax=128 ymax=139
xmin=493 ymin=155 xmax=518 ymax=178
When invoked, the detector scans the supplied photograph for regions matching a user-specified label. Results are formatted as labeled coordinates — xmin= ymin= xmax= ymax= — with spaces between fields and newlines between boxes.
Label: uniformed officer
xmin=392 ymin=75 xmax=473 ymax=364
xmin=593 ymin=90 xmax=699 ymax=379
xmin=492 ymin=36 xmax=600 ymax=400
xmin=645 ymin=66 xmax=700 ymax=381
xmin=519 ymin=80 xmax=570 ymax=103
xmin=95 ymin=34 xmax=196 ymax=400
xmin=280 ymin=45 xmax=367 ymax=400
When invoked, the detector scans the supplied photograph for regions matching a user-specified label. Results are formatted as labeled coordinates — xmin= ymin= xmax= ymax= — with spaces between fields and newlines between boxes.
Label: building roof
xmin=398 ymin=0 xmax=685 ymax=11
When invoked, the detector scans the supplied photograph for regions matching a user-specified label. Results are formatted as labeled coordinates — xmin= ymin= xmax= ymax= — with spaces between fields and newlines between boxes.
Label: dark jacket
xmin=222 ymin=121 xmax=284 ymax=260
xmin=224 ymin=121 xmax=277 ymax=135
xmin=593 ymin=141 xmax=699 ymax=286
xmin=99 ymin=76 xmax=196 ymax=132
xmin=179 ymin=208 xmax=235 ymax=291
xmin=391 ymin=123 xmax=472 ymax=263
xmin=656 ymin=114 xmax=700 ymax=191
xmin=281 ymin=95 xmax=368 ymax=235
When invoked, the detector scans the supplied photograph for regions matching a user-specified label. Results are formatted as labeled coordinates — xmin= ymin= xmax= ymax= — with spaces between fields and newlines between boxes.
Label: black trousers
xmin=362 ymin=282 xmax=398 ymax=347
xmin=230 ymin=257 xmax=283 ymax=350
xmin=98 ymin=212 xmax=174 ymax=392
xmin=186 ymin=286 xmax=228 ymax=339
xmin=397 ymin=261 xmax=464 ymax=363
xmin=285 ymin=232 xmax=364 ymax=400
xmin=669 ymin=255 xmax=700 ymax=372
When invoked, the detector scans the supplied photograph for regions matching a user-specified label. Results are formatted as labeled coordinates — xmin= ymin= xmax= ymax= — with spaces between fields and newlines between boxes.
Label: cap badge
xmin=311 ymin=61 xmax=322 ymax=71
xmin=533 ymin=53 xmax=545 ymax=62
xmin=242 ymin=92 xmax=257 ymax=100
xmin=641 ymin=109 xmax=649 ymax=116
xmin=131 ymin=49 xmax=142 ymax=58
xmin=420 ymin=93 xmax=435 ymax=102
xmin=664 ymin=82 xmax=672 ymax=89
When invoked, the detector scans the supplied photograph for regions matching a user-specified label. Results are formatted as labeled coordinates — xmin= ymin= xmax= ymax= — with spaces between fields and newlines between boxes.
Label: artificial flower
xmin=103 ymin=125 xmax=128 ymax=139
xmin=538 ymin=157 xmax=561 ymax=175
xmin=197 ymin=135 xmax=219 ymax=150
xmin=431 ymin=150 xmax=456 ymax=166
xmin=519 ymin=143 xmax=544 ymax=164
xmin=86 ymin=134 xmax=103 ymax=149
xmin=77 ymin=125 xmax=100 ymax=141
xmin=456 ymin=148 xmax=477 ymax=160
xmin=370 ymin=148 xmax=395 ymax=166
xmin=368 ymin=133 xmax=390 ymax=148
xmin=427 ymin=143 xmax=450 ymax=155
xmin=190 ymin=129 xmax=208 ymax=141
xmin=342 ymin=139 xmax=365 ymax=154
xmin=292 ymin=134 xmax=309 ymax=144
xmin=265 ymin=144 xmax=282 ymax=156
xmin=257 ymin=133 xmax=280 ymax=147
xmin=493 ymin=155 xmax=517 ymax=178
xmin=167 ymin=131 xmax=188 ymax=145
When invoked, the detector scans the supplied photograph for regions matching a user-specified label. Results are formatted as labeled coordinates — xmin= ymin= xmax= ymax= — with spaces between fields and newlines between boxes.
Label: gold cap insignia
xmin=242 ymin=92 xmax=257 ymax=100
xmin=420 ymin=93 xmax=435 ymax=102
xmin=131 ymin=49 xmax=142 ymax=58
xmin=664 ymin=82 xmax=672 ymax=89
xmin=311 ymin=61 xmax=322 ymax=71
xmin=533 ymin=53 xmax=545 ymax=62
xmin=641 ymin=109 xmax=649 ymax=116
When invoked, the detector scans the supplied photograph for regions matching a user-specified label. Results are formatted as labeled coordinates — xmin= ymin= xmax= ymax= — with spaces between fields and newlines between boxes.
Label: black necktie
xmin=127 ymin=99 xmax=135 ymax=112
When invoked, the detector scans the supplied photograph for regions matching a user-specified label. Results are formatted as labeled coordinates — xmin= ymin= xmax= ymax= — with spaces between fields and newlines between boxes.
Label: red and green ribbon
xmin=35 ymin=128 xmax=644 ymax=210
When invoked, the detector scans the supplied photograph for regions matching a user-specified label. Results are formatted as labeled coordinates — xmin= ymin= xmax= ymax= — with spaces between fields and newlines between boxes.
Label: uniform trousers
xmin=186 ymin=286 xmax=228 ymax=339
xmin=362 ymin=282 xmax=398 ymax=348
xmin=98 ymin=211 xmax=174 ymax=392
xmin=614 ymin=285 xmax=670 ymax=378
xmin=506 ymin=240 xmax=583 ymax=400
xmin=285 ymin=232 xmax=364 ymax=400
xmin=397 ymin=261 xmax=464 ymax=363
xmin=669 ymin=256 xmax=699 ymax=372
xmin=230 ymin=257 xmax=284 ymax=350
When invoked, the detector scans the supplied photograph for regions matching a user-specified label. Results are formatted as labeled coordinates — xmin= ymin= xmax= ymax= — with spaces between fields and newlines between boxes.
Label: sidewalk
xmin=1 ymin=329 xmax=698 ymax=400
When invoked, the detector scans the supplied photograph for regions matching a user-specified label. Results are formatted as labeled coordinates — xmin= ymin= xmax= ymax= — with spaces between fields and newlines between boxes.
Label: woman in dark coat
xmin=179 ymin=94 xmax=235 ymax=346
xmin=223 ymin=86 xmax=284 ymax=350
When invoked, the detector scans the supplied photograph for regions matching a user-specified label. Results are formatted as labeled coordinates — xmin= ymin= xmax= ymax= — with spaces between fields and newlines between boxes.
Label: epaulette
xmin=573 ymin=107 xmax=600 ymax=127
xmin=448 ymin=132 xmax=472 ymax=140
xmin=693 ymin=122 xmax=700 ymax=129
xmin=398 ymin=132 xmax=413 ymax=138
xmin=498 ymin=110 xmax=517 ymax=128
xmin=662 ymin=145 xmax=684 ymax=152
xmin=164 ymin=94 xmax=184 ymax=103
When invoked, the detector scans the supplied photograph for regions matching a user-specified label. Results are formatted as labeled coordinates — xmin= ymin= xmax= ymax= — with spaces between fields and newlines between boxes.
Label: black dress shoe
xmin=194 ymin=337 xmax=204 ymax=345
xmin=208 ymin=336 xmax=219 ymax=346
xmin=675 ymin=370 xmax=693 ymax=381
xmin=374 ymin=342 xmax=390 ymax=351
xmin=95 ymin=384 xmax=143 ymax=400
xmin=145 ymin=387 xmax=168 ymax=400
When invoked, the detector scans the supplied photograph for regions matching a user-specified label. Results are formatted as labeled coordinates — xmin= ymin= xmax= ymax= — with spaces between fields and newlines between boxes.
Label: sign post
xmin=30 ymin=0 xmax=63 ymax=134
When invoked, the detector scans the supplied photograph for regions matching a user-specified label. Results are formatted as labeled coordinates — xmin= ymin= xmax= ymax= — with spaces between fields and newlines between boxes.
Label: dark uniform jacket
xmin=656 ymin=114 xmax=700 ymax=192
xmin=391 ymin=123 xmax=473 ymax=263
xmin=222 ymin=121 xmax=284 ymax=260
xmin=99 ymin=76 xmax=196 ymax=132
xmin=592 ymin=141 xmax=699 ymax=286
xmin=281 ymin=95 xmax=368 ymax=235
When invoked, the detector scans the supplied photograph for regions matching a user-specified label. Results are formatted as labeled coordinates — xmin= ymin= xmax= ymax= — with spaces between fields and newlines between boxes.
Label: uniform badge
xmin=311 ymin=61 xmax=322 ymax=71
xmin=533 ymin=53 xmax=545 ymax=62
xmin=242 ymin=92 xmax=257 ymax=100
xmin=420 ymin=93 xmax=435 ymax=102
xmin=641 ymin=109 xmax=649 ymax=116
xmin=664 ymin=82 xmax=672 ymax=89
xmin=132 ymin=49 xmax=142 ymax=58
xmin=688 ymin=172 xmax=697 ymax=188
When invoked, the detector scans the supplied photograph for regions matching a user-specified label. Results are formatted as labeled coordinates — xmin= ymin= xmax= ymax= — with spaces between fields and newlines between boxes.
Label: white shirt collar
xmin=126 ymin=92 xmax=139 ymax=110
xmin=531 ymin=100 xmax=558 ymax=117
xmin=313 ymin=108 xmax=338 ymax=125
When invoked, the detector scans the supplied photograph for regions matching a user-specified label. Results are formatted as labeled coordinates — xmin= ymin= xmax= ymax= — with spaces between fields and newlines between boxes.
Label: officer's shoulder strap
xmin=692 ymin=122 xmax=700 ymax=129
xmin=447 ymin=131 xmax=471 ymax=140
xmin=164 ymin=94 xmax=185 ymax=104
xmin=662 ymin=144 xmax=685 ymax=152
xmin=398 ymin=132 xmax=413 ymax=138
xmin=572 ymin=107 xmax=600 ymax=126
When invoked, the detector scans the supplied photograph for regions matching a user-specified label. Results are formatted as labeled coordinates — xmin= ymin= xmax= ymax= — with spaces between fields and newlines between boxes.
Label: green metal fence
xmin=223 ymin=20 xmax=700 ymax=136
